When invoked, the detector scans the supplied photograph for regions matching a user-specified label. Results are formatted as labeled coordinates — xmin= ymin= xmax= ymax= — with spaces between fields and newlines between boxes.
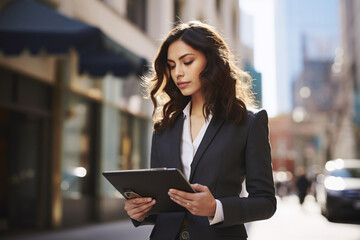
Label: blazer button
xmin=181 ymin=230 xmax=190 ymax=239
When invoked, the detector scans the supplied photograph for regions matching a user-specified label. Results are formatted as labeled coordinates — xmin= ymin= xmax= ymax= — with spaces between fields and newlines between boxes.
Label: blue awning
xmin=0 ymin=0 xmax=146 ymax=77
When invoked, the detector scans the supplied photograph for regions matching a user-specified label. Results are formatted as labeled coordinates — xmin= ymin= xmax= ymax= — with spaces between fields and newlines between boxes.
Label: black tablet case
xmin=102 ymin=168 xmax=195 ymax=214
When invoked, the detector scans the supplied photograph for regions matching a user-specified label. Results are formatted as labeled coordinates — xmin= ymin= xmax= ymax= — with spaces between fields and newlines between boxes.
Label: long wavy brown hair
xmin=143 ymin=21 xmax=256 ymax=132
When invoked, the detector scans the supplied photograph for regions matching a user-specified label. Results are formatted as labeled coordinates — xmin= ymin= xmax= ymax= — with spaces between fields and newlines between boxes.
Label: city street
xmin=2 ymin=0 xmax=360 ymax=238
xmin=4 ymin=195 xmax=360 ymax=240
xmin=247 ymin=195 xmax=360 ymax=240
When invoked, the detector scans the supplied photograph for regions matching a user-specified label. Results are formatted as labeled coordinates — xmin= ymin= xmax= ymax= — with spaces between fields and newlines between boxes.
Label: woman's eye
xmin=168 ymin=65 xmax=175 ymax=70
xmin=184 ymin=61 xmax=193 ymax=65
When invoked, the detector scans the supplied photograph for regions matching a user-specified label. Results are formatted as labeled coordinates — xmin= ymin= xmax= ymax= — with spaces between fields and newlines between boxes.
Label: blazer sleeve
xmin=131 ymin=132 xmax=159 ymax=227
xmin=218 ymin=109 xmax=276 ymax=227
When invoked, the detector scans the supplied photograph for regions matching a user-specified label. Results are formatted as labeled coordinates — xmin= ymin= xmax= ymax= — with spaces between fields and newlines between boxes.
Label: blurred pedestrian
xmin=296 ymin=167 xmax=310 ymax=205
xmin=124 ymin=21 xmax=276 ymax=240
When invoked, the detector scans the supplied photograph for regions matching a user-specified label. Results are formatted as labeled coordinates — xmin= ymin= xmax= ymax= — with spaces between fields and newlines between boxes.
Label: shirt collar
xmin=183 ymin=101 xmax=191 ymax=119
xmin=182 ymin=101 xmax=213 ymax=122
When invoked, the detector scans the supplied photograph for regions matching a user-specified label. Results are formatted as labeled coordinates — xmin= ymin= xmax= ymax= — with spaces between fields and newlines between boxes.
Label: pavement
xmin=247 ymin=195 xmax=360 ymax=240
xmin=2 ymin=220 xmax=153 ymax=240
xmin=2 ymin=195 xmax=360 ymax=240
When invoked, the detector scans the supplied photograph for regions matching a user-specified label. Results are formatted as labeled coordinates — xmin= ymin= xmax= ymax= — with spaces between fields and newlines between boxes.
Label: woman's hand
xmin=124 ymin=197 xmax=156 ymax=222
xmin=168 ymin=183 xmax=216 ymax=217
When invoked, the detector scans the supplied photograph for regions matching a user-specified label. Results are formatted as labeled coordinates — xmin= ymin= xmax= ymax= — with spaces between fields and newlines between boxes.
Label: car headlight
xmin=324 ymin=176 xmax=346 ymax=191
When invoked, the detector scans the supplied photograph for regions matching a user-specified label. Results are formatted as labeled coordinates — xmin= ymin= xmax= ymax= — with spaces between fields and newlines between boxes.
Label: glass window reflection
xmin=61 ymin=95 xmax=92 ymax=199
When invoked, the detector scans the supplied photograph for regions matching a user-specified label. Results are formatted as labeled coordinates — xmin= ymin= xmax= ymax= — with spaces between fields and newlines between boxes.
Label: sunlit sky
xmin=239 ymin=0 xmax=277 ymax=117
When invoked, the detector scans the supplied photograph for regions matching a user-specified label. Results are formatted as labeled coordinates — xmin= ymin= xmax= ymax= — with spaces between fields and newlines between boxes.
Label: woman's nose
xmin=175 ymin=66 xmax=184 ymax=78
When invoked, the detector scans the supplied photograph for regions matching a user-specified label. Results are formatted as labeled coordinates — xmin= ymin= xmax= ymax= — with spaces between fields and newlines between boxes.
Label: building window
xmin=100 ymin=108 xmax=152 ymax=198
xmin=127 ymin=0 xmax=147 ymax=32
xmin=61 ymin=94 xmax=95 ymax=199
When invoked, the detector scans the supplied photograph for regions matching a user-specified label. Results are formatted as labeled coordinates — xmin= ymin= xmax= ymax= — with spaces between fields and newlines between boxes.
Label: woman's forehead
xmin=167 ymin=40 xmax=201 ymax=60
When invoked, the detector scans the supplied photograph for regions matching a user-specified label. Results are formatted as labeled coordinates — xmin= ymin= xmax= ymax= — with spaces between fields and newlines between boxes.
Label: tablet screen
xmin=102 ymin=168 xmax=194 ymax=214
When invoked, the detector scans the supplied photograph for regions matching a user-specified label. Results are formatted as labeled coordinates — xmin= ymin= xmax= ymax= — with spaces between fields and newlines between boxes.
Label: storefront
xmin=0 ymin=0 xmax=152 ymax=231
xmin=0 ymin=66 xmax=53 ymax=229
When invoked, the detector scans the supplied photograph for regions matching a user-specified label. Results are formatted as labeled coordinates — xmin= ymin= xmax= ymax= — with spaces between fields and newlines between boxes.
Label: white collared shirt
xmin=181 ymin=102 xmax=224 ymax=225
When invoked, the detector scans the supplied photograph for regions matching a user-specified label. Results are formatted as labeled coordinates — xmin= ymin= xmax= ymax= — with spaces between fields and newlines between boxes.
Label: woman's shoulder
xmin=153 ymin=112 xmax=184 ymax=136
xmin=247 ymin=108 xmax=268 ymax=118
xmin=246 ymin=108 xmax=269 ymax=124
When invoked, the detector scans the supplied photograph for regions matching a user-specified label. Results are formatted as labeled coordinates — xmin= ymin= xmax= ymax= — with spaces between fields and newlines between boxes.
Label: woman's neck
xmin=190 ymin=94 xmax=205 ymax=117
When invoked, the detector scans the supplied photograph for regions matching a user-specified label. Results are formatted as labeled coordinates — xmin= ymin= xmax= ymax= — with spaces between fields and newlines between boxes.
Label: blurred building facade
xmin=339 ymin=0 xmax=360 ymax=158
xmin=270 ymin=0 xmax=341 ymax=170
xmin=237 ymin=4 xmax=262 ymax=107
xmin=268 ymin=0 xmax=343 ymax=195
xmin=0 ymin=0 xmax=248 ymax=233
xmin=274 ymin=0 xmax=340 ymax=116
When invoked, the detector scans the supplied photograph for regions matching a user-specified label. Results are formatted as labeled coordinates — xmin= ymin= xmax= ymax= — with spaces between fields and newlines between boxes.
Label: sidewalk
xmin=2 ymin=220 xmax=153 ymax=240
xmin=3 ymin=196 xmax=359 ymax=240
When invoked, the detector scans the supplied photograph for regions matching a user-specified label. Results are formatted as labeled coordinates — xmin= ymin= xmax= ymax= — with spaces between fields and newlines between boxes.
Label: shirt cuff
xmin=208 ymin=199 xmax=224 ymax=225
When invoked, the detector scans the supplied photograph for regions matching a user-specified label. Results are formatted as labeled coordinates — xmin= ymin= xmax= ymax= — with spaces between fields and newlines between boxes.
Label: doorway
xmin=0 ymin=109 xmax=48 ymax=229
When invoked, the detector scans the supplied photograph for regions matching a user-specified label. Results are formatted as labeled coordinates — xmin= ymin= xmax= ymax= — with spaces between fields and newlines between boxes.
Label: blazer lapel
xmin=189 ymin=118 xmax=224 ymax=182
xmin=168 ymin=113 xmax=184 ymax=171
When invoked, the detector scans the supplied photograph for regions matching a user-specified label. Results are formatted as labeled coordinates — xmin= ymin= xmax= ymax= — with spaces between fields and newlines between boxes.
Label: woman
xmin=124 ymin=21 xmax=276 ymax=240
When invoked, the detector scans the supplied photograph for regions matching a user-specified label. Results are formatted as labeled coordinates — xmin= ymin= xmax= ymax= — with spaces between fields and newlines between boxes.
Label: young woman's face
xmin=167 ymin=40 xmax=207 ymax=98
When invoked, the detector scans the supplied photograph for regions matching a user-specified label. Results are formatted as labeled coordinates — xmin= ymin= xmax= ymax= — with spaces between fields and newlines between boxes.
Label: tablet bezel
xmin=102 ymin=168 xmax=195 ymax=214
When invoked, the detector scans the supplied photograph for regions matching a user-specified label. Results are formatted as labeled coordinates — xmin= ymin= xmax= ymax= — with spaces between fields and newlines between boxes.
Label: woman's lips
xmin=177 ymin=82 xmax=190 ymax=89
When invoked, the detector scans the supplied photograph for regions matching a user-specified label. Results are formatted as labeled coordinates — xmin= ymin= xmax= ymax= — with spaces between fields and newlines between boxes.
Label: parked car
xmin=316 ymin=159 xmax=360 ymax=222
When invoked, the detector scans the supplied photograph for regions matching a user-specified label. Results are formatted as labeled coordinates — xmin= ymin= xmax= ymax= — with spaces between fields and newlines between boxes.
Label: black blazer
xmin=135 ymin=109 xmax=276 ymax=240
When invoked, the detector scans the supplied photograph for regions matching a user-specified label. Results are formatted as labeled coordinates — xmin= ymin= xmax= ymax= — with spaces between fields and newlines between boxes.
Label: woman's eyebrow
xmin=167 ymin=53 xmax=195 ymax=62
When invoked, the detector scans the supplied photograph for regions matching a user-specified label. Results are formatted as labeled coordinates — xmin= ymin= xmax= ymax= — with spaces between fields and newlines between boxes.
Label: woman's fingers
xmin=168 ymin=184 xmax=216 ymax=216
xmin=127 ymin=197 xmax=153 ymax=206
xmin=168 ymin=188 xmax=194 ymax=208
xmin=126 ymin=199 xmax=155 ymax=213
xmin=168 ymin=189 xmax=193 ymax=200
xmin=128 ymin=200 xmax=156 ymax=221
xmin=168 ymin=194 xmax=188 ymax=208
xmin=124 ymin=198 xmax=156 ymax=221
xmin=191 ymin=183 xmax=209 ymax=192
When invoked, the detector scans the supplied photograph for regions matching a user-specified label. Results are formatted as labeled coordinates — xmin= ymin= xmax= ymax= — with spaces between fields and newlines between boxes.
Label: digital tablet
xmin=102 ymin=168 xmax=195 ymax=214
